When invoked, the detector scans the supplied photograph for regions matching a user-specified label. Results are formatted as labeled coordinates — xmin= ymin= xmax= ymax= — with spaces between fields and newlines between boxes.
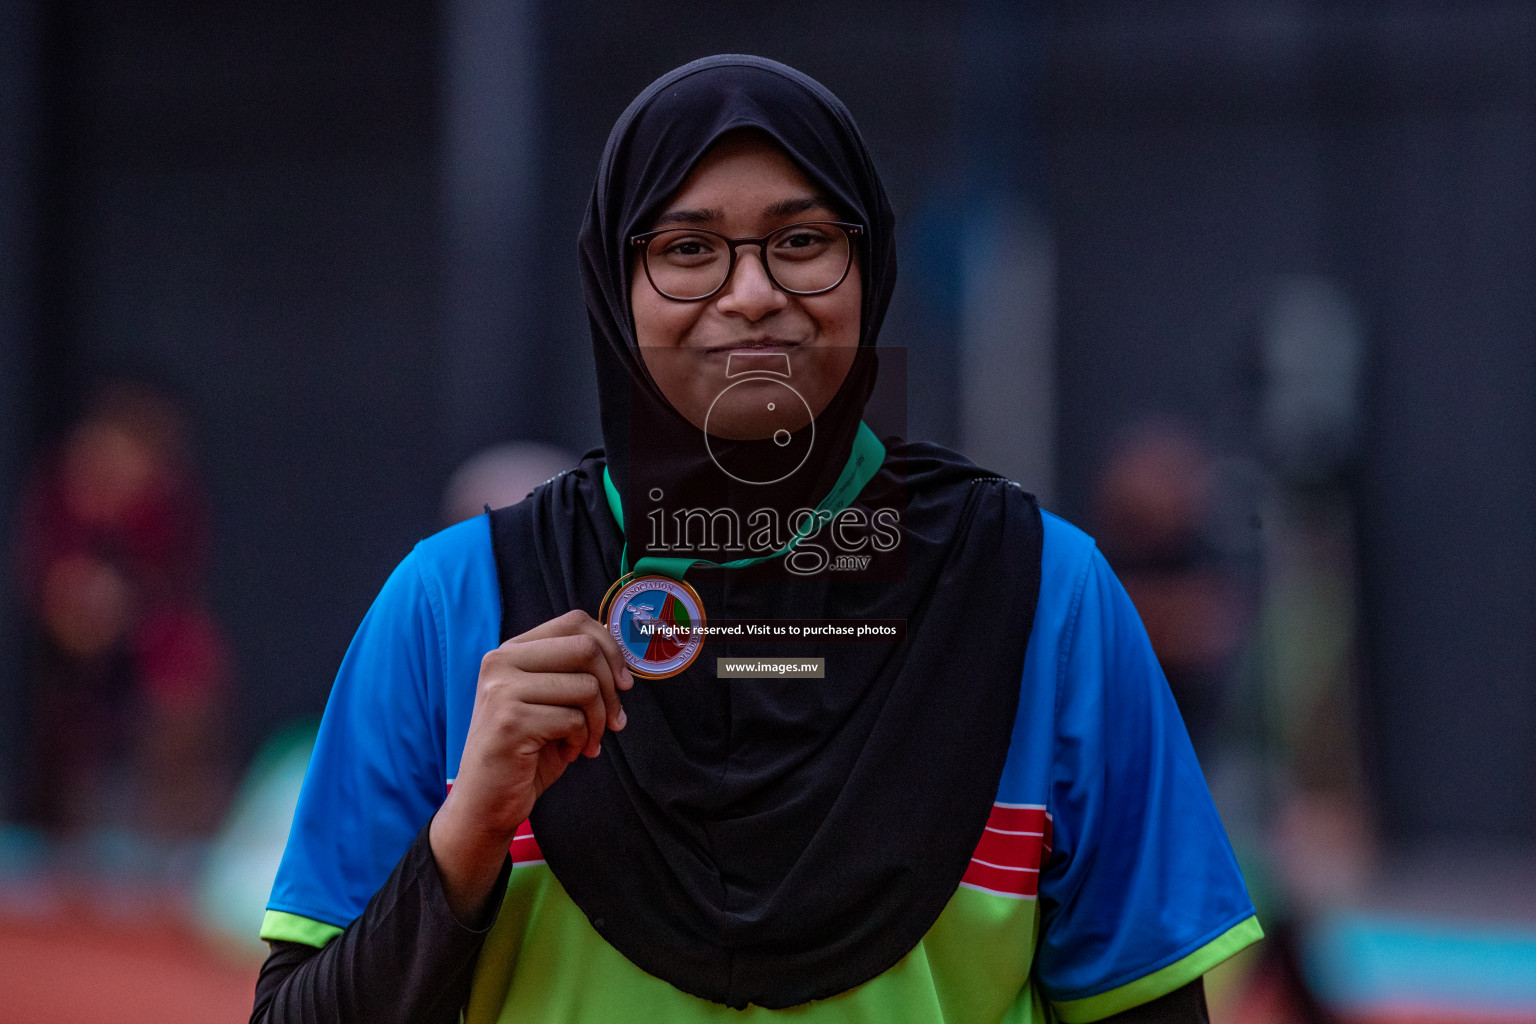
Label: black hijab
xmin=489 ymin=54 xmax=1043 ymax=1009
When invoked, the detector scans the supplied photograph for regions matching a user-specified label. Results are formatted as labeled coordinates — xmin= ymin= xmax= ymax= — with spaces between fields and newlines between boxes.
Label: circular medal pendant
xmin=602 ymin=574 xmax=706 ymax=679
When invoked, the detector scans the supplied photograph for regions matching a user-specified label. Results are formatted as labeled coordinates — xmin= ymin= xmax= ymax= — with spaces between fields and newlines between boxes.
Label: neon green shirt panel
xmin=1051 ymin=916 xmax=1263 ymax=1023
xmin=261 ymin=908 xmax=345 ymax=947
xmin=257 ymin=872 xmax=1260 ymax=1023
xmin=464 ymin=864 xmax=1046 ymax=1024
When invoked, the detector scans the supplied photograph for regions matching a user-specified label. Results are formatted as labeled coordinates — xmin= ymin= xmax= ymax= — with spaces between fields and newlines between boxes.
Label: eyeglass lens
xmin=643 ymin=222 xmax=852 ymax=300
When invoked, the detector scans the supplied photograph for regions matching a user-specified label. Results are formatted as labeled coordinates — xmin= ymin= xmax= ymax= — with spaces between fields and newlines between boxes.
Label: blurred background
xmin=1 ymin=1 xmax=1534 ymax=1021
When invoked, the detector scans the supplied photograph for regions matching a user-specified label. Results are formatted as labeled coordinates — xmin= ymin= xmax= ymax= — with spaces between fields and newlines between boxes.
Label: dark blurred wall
xmin=0 ymin=0 xmax=42 ymax=815
xmin=1346 ymin=15 xmax=1536 ymax=846
xmin=1048 ymin=2 xmax=1536 ymax=846
xmin=441 ymin=0 xmax=540 ymax=461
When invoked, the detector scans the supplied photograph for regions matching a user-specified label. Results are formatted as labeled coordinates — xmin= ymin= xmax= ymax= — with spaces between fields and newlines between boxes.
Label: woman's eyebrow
xmin=652 ymin=207 xmax=721 ymax=227
xmin=651 ymin=196 xmax=835 ymax=230
xmin=764 ymin=196 xmax=833 ymax=219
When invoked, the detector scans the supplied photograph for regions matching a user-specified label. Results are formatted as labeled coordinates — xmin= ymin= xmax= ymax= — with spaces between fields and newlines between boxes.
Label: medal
xmin=602 ymin=574 xmax=707 ymax=679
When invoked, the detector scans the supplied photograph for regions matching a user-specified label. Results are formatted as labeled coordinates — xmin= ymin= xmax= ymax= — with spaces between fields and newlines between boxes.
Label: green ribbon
xmin=603 ymin=420 xmax=886 ymax=580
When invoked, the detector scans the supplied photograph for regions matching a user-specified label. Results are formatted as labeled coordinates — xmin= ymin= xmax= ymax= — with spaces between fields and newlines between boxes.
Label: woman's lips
xmin=703 ymin=339 xmax=801 ymax=354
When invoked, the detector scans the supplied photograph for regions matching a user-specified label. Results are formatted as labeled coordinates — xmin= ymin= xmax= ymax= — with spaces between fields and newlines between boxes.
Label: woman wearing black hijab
xmin=253 ymin=56 xmax=1258 ymax=1024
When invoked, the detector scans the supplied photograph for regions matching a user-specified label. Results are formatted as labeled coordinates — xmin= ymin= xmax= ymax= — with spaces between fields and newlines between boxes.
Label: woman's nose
xmin=715 ymin=247 xmax=789 ymax=320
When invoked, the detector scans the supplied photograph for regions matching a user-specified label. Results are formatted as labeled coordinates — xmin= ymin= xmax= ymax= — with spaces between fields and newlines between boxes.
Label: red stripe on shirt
xmin=960 ymin=803 xmax=1052 ymax=898
xmin=973 ymin=826 xmax=1048 ymax=872
xmin=510 ymin=819 xmax=544 ymax=863
xmin=961 ymin=859 xmax=1039 ymax=897
xmin=986 ymin=804 xmax=1052 ymax=852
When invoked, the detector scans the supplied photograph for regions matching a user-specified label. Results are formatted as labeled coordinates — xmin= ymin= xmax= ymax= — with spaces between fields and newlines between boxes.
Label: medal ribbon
xmin=603 ymin=421 xmax=886 ymax=581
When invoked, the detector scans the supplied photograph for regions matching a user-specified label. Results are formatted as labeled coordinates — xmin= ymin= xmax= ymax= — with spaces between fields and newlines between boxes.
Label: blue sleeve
xmin=1033 ymin=544 xmax=1258 ymax=1013
xmin=265 ymin=548 xmax=451 ymax=932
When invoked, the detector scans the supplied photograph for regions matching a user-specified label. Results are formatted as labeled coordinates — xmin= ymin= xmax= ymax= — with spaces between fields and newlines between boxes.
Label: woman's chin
xmin=701 ymin=386 xmax=816 ymax=441
xmin=703 ymin=415 xmax=805 ymax=442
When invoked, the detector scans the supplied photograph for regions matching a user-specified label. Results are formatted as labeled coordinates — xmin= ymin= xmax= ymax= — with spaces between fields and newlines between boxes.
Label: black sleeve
xmin=250 ymin=818 xmax=513 ymax=1024
xmin=1096 ymin=979 xmax=1210 ymax=1024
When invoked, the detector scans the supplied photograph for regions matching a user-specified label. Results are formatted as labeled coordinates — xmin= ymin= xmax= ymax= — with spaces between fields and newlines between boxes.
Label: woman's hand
xmin=429 ymin=609 xmax=633 ymax=921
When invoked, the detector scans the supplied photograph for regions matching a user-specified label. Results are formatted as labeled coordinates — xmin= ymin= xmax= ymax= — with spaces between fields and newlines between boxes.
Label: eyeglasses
xmin=630 ymin=221 xmax=863 ymax=302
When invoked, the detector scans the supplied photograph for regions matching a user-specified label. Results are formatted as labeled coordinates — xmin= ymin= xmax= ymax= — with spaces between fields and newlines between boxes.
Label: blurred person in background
xmin=1090 ymin=419 xmax=1249 ymax=761
xmin=440 ymin=442 xmax=577 ymax=527
xmin=15 ymin=380 xmax=231 ymax=841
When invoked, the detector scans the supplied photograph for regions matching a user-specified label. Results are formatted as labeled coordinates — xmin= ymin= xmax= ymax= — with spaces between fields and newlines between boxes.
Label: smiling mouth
xmin=705 ymin=338 xmax=801 ymax=353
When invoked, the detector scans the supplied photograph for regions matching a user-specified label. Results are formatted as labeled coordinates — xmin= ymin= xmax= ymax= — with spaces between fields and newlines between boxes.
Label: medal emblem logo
xmin=604 ymin=575 xmax=706 ymax=679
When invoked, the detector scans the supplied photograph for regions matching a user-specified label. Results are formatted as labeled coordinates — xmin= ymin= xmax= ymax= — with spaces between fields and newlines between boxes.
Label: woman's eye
xmin=774 ymin=228 xmax=833 ymax=255
xmin=656 ymin=234 xmax=720 ymax=260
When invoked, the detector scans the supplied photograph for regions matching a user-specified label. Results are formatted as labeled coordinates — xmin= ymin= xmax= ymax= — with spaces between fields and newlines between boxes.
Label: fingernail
xmin=594 ymin=742 xmax=602 ymax=757
xmin=617 ymin=709 xmax=628 ymax=729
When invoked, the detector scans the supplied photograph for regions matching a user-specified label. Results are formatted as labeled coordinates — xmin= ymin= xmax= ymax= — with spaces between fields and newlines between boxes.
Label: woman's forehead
xmin=647 ymin=131 xmax=838 ymax=227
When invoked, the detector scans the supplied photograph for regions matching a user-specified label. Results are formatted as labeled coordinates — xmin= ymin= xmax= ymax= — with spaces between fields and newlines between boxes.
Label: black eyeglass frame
xmin=629 ymin=220 xmax=865 ymax=302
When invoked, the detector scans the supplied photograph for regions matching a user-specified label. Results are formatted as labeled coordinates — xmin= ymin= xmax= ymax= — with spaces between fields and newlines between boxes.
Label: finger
xmin=498 ymin=632 xmax=628 ymax=734
xmin=486 ymin=670 xmax=601 ymax=710
xmin=517 ymin=703 xmax=589 ymax=760
xmin=507 ymin=609 xmax=634 ymax=697
xmin=466 ymin=685 xmax=591 ymax=761
xmin=572 ymin=616 xmax=632 ymax=729
xmin=506 ymin=608 xmax=599 ymax=646
xmin=471 ymin=661 xmax=604 ymax=759
xmin=573 ymin=666 xmax=607 ymax=759
xmin=508 ymin=659 xmax=604 ymax=759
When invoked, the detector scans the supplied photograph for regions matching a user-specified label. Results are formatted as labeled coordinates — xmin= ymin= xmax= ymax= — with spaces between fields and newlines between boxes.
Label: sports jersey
xmin=262 ymin=510 xmax=1260 ymax=1022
